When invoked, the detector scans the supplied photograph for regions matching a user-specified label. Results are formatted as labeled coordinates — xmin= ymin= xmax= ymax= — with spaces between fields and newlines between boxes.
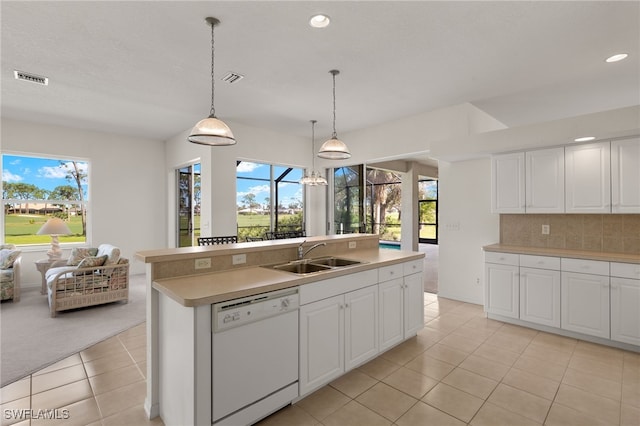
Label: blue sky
xmin=236 ymin=161 xmax=304 ymax=208
xmin=2 ymin=154 xmax=88 ymax=194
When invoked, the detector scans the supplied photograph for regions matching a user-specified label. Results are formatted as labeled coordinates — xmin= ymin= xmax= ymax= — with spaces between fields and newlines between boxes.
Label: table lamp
xmin=37 ymin=217 xmax=72 ymax=260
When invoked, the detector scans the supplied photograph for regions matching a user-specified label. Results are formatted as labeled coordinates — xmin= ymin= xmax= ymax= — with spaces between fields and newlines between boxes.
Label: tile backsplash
xmin=500 ymin=214 xmax=640 ymax=254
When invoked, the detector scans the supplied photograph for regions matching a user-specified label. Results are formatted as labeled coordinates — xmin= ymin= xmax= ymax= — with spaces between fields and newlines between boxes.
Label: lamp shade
xmin=187 ymin=116 xmax=236 ymax=146
xmin=37 ymin=217 xmax=72 ymax=236
xmin=318 ymin=137 xmax=351 ymax=160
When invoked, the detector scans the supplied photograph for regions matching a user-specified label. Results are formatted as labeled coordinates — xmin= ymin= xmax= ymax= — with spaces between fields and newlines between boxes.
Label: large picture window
xmin=2 ymin=154 xmax=89 ymax=245
xmin=236 ymin=161 xmax=303 ymax=240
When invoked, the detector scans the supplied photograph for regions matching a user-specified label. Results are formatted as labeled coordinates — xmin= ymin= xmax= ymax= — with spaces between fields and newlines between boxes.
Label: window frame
xmin=2 ymin=152 xmax=91 ymax=249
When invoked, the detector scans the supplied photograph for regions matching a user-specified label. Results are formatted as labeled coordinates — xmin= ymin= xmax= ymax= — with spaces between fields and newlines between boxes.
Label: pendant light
xmin=318 ymin=70 xmax=351 ymax=159
xmin=300 ymin=120 xmax=328 ymax=186
xmin=188 ymin=17 xmax=236 ymax=146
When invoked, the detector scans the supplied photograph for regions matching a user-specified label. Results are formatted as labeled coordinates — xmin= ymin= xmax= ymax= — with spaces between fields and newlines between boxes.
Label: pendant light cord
xmin=331 ymin=70 xmax=338 ymax=138
xmin=209 ymin=19 xmax=217 ymax=118
xmin=311 ymin=120 xmax=317 ymax=168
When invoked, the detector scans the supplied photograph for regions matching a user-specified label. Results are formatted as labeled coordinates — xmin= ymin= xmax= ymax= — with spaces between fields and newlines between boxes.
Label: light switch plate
xmin=348 ymin=241 xmax=357 ymax=249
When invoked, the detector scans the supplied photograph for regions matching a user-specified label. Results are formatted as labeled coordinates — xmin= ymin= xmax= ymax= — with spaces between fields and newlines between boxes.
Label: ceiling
xmin=2 ymin=1 xmax=639 ymax=148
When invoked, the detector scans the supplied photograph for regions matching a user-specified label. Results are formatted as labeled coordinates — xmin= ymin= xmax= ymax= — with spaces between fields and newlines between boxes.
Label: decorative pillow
xmin=76 ymin=255 xmax=108 ymax=269
xmin=67 ymin=247 xmax=99 ymax=266
xmin=0 ymin=249 xmax=20 ymax=269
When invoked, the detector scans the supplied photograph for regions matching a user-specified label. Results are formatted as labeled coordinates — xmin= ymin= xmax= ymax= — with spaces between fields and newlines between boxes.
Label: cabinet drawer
xmin=561 ymin=258 xmax=609 ymax=276
xmin=520 ymin=255 xmax=560 ymax=270
xmin=378 ymin=264 xmax=403 ymax=282
xmin=611 ymin=262 xmax=640 ymax=280
xmin=485 ymin=252 xmax=519 ymax=266
xmin=403 ymin=259 xmax=423 ymax=275
xmin=300 ymin=269 xmax=378 ymax=305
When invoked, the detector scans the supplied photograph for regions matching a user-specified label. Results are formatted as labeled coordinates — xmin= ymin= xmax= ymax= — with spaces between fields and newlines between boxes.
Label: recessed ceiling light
xmin=309 ymin=14 xmax=330 ymax=28
xmin=574 ymin=136 xmax=596 ymax=142
xmin=605 ymin=53 xmax=628 ymax=63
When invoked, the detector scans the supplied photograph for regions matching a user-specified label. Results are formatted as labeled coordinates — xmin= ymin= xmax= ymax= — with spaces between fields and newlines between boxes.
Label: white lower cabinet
xmin=403 ymin=271 xmax=425 ymax=337
xmin=486 ymin=251 xmax=640 ymax=349
xmin=378 ymin=261 xmax=424 ymax=352
xmin=484 ymin=253 xmax=519 ymax=319
xmin=610 ymin=262 xmax=640 ymax=345
xmin=561 ymin=271 xmax=610 ymax=339
xmin=299 ymin=294 xmax=344 ymax=396
xmin=520 ymin=267 xmax=561 ymax=328
xmin=344 ymin=286 xmax=379 ymax=370
xmin=298 ymin=269 xmax=379 ymax=396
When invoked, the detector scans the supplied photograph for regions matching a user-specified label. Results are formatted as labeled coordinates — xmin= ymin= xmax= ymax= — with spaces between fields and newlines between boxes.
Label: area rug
xmin=0 ymin=274 xmax=146 ymax=387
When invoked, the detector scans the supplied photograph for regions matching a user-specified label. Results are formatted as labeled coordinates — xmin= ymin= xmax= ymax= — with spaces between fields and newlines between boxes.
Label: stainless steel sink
xmin=264 ymin=257 xmax=364 ymax=275
xmin=272 ymin=262 xmax=331 ymax=274
xmin=309 ymin=257 xmax=362 ymax=267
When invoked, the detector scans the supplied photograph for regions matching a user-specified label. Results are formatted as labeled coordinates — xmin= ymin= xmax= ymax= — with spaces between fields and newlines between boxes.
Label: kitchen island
xmin=136 ymin=234 xmax=425 ymax=425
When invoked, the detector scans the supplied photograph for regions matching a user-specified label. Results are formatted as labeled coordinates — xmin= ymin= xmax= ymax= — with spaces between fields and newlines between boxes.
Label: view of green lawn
xmin=4 ymin=214 xmax=86 ymax=244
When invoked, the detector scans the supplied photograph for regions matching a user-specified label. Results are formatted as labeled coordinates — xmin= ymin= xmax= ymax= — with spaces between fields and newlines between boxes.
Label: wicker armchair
xmin=0 ymin=244 xmax=21 ymax=302
xmin=45 ymin=244 xmax=129 ymax=317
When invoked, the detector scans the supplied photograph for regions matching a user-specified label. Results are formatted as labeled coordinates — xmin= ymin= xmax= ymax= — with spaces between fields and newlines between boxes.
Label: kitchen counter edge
xmin=483 ymin=244 xmax=640 ymax=264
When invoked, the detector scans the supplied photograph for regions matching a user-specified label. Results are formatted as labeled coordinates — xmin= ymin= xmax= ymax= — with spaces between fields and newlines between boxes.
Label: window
xmin=334 ymin=165 xmax=364 ymax=234
xmin=366 ymin=168 xmax=402 ymax=241
xmin=2 ymin=154 xmax=89 ymax=245
xmin=236 ymin=161 xmax=303 ymax=240
xmin=419 ymin=179 xmax=438 ymax=244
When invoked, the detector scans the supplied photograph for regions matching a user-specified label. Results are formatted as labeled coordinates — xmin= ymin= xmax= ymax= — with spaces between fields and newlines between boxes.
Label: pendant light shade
xmin=318 ymin=70 xmax=351 ymax=159
xmin=188 ymin=17 xmax=236 ymax=146
xmin=300 ymin=120 xmax=328 ymax=186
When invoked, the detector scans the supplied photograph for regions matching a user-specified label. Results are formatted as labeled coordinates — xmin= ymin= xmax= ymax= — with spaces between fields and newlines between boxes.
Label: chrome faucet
xmin=297 ymin=240 xmax=327 ymax=260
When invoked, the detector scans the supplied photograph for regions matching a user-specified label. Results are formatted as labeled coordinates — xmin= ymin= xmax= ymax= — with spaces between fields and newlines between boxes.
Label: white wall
xmin=2 ymin=118 xmax=166 ymax=285
xmin=438 ymin=158 xmax=499 ymax=304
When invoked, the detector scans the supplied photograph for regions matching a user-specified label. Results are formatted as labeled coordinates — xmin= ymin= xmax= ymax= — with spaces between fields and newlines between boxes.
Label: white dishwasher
xmin=212 ymin=287 xmax=299 ymax=426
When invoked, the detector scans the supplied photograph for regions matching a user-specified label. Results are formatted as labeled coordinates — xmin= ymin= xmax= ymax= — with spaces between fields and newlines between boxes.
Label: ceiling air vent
xmin=14 ymin=70 xmax=49 ymax=86
xmin=221 ymin=72 xmax=244 ymax=84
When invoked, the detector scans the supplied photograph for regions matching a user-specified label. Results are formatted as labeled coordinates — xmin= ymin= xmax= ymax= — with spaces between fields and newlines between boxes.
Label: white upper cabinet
xmin=491 ymin=152 xmax=525 ymax=213
xmin=565 ymin=142 xmax=611 ymax=213
xmin=611 ymin=137 xmax=640 ymax=213
xmin=525 ymin=148 xmax=565 ymax=213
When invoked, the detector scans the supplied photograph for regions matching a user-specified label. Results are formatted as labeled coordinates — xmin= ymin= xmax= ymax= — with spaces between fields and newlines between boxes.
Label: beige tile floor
xmin=2 ymin=294 xmax=639 ymax=425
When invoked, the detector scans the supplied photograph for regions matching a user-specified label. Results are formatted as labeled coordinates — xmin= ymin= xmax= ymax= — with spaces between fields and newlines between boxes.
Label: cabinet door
xmin=525 ymin=148 xmax=565 ymax=213
xmin=344 ymin=286 xmax=378 ymax=370
xmin=561 ymin=272 xmax=610 ymax=339
xmin=611 ymin=277 xmax=640 ymax=345
xmin=491 ymin=152 xmax=525 ymax=213
xmin=611 ymin=138 xmax=640 ymax=213
xmin=485 ymin=263 xmax=519 ymax=318
xmin=565 ymin=142 xmax=611 ymax=213
xmin=299 ymin=295 xmax=344 ymax=395
xmin=520 ymin=267 xmax=560 ymax=327
xmin=404 ymin=272 xmax=425 ymax=337
xmin=379 ymin=278 xmax=404 ymax=351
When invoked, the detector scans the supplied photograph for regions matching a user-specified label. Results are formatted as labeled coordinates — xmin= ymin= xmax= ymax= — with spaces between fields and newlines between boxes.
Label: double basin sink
xmin=263 ymin=256 xmax=364 ymax=275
